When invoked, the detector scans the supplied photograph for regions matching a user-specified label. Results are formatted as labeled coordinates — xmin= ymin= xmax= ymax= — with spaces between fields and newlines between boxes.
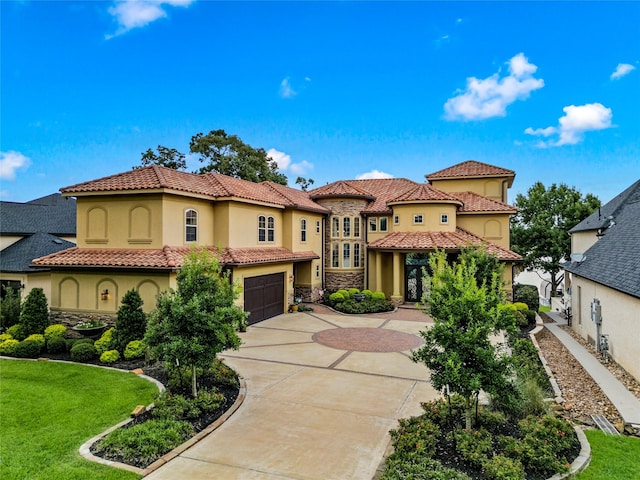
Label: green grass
xmin=539 ymin=305 xmax=551 ymax=312
xmin=0 ymin=359 xmax=158 ymax=480
xmin=576 ymin=429 xmax=640 ymax=479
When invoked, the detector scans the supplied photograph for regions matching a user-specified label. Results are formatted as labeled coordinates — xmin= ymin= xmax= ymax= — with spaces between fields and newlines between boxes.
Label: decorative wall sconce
xmin=101 ymin=289 xmax=109 ymax=301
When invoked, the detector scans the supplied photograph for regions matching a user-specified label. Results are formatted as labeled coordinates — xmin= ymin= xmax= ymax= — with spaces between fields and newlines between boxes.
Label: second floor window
xmin=185 ymin=209 xmax=198 ymax=242
xmin=343 ymin=217 xmax=351 ymax=237
xmin=441 ymin=214 xmax=449 ymax=224
xmin=301 ymin=219 xmax=307 ymax=242
xmin=316 ymin=220 xmax=321 ymax=234
xmin=369 ymin=217 xmax=377 ymax=232
xmin=258 ymin=215 xmax=275 ymax=242
xmin=414 ymin=214 xmax=423 ymax=224
xmin=354 ymin=217 xmax=360 ymax=237
xmin=379 ymin=217 xmax=388 ymax=232
xmin=331 ymin=217 xmax=340 ymax=237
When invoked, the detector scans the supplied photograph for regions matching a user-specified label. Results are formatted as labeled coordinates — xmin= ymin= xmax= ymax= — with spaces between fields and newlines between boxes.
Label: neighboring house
xmin=0 ymin=194 xmax=77 ymax=302
xmin=564 ymin=179 xmax=640 ymax=382
xmin=34 ymin=160 xmax=521 ymax=325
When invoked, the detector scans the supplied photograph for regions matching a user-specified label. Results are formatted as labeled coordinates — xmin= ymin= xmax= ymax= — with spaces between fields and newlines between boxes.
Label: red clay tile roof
xmin=60 ymin=166 xmax=328 ymax=213
xmin=388 ymin=184 xmax=463 ymax=205
xmin=33 ymin=245 xmax=319 ymax=269
xmin=451 ymin=192 xmax=517 ymax=213
xmin=308 ymin=181 xmax=377 ymax=200
xmin=426 ymin=161 xmax=515 ymax=180
xmin=367 ymin=228 xmax=521 ymax=261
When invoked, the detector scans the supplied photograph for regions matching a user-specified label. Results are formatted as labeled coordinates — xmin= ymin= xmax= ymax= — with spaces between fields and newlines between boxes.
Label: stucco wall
xmin=570 ymin=275 xmax=640 ymax=382
xmin=571 ymin=230 xmax=598 ymax=256
xmin=387 ymin=204 xmax=457 ymax=233
xmin=456 ymin=213 xmax=511 ymax=249
xmin=429 ymin=177 xmax=509 ymax=203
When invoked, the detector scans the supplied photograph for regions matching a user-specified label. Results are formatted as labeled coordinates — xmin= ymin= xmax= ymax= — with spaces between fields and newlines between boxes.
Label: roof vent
xmin=570 ymin=253 xmax=586 ymax=263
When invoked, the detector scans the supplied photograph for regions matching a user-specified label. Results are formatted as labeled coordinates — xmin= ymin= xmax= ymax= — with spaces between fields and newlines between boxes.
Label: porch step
xmin=591 ymin=414 xmax=620 ymax=435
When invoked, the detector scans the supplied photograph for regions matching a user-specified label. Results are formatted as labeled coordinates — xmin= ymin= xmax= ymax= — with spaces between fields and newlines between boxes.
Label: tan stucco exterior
xmin=429 ymin=177 xmax=510 ymax=203
xmin=569 ymin=274 xmax=640 ymax=382
xmin=571 ymin=230 xmax=598 ymax=257
xmin=456 ymin=213 xmax=511 ymax=250
xmin=386 ymin=204 xmax=458 ymax=233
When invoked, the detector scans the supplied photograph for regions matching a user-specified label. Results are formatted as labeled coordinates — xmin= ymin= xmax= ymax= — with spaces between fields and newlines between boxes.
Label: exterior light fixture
xmin=101 ymin=289 xmax=109 ymax=300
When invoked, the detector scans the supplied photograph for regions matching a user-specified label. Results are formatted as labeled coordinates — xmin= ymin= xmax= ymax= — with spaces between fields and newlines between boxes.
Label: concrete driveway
xmin=144 ymin=307 xmax=439 ymax=480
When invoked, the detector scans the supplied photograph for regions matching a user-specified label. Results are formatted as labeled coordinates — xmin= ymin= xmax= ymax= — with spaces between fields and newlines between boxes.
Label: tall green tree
xmin=112 ymin=289 xmax=147 ymax=353
xmin=511 ymin=182 xmax=600 ymax=296
xmin=138 ymin=145 xmax=187 ymax=170
xmin=0 ymin=286 xmax=22 ymax=330
xmin=19 ymin=288 xmax=50 ymax=337
xmin=145 ymin=249 xmax=246 ymax=397
xmin=412 ymin=250 xmax=515 ymax=429
xmin=190 ymin=129 xmax=287 ymax=184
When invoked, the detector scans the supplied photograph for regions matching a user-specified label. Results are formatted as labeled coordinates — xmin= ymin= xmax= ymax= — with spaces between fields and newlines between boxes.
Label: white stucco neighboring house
xmin=564 ymin=179 xmax=640 ymax=382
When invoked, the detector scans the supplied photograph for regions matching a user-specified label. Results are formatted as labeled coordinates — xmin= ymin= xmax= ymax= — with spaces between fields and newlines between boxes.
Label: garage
xmin=243 ymin=272 xmax=285 ymax=325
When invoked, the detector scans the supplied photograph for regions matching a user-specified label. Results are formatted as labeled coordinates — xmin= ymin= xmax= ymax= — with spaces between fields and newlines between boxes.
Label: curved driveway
xmin=144 ymin=307 xmax=438 ymax=480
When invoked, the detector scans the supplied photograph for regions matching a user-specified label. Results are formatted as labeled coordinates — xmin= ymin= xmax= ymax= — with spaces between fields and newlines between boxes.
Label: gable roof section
xmin=32 ymin=245 xmax=319 ymax=270
xmin=0 ymin=233 xmax=75 ymax=273
xmin=0 ymin=193 xmax=76 ymax=236
xmin=388 ymin=184 xmax=463 ymax=205
xmin=452 ymin=191 xmax=517 ymax=213
xmin=426 ymin=160 xmax=515 ymax=183
xmin=368 ymin=228 xmax=521 ymax=261
xmin=565 ymin=179 xmax=640 ymax=298
xmin=308 ymin=180 xmax=377 ymax=200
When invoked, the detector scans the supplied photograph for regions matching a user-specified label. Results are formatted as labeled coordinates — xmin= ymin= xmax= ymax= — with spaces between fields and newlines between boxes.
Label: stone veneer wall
xmin=315 ymin=197 xmax=367 ymax=293
xmin=50 ymin=311 xmax=116 ymax=337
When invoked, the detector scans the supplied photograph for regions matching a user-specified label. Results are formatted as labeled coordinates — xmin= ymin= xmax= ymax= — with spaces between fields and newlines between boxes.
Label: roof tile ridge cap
xmin=151 ymin=165 xmax=170 ymax=188
xmin=263 ymin=181 xmax=296 ymax=205
xmin=341 ymin=180 xmax=375 ymax=196
xmin=453 ymin=191 xmax=515 ymax=208
xmin=203 ymin=173 xmax=231 ymax=196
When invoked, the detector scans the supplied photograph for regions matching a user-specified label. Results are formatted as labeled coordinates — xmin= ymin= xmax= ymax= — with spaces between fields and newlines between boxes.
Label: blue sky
xmin=2 ymin=1 xmax=639 ymax=204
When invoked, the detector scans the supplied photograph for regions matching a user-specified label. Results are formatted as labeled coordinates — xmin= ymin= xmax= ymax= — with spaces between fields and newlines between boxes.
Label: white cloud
xmin=0 ymin=151 xmax=31 ymax=180
xmin=444 ymin=53 xmax=544 ymax=121
xmin=356 ymin=169 xmax=394 ymax=180
xmin=289 ymin=160 xmax=313 ymax=176
xmin=610 ymin=63 xmax=636 ymax=80
xmin=279 ymin=77 xmax=297 ymax=99
xmin=525 ymin=103 xmax=613 ymax=147
xmin=267 ymin=148 xmax=291 ymax=170
xmin=106 ymin=0 xmax=194 ymax=39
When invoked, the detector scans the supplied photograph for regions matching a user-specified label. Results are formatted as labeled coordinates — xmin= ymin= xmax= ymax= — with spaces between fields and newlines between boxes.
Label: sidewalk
xmin=544 ymin=312 xmax=640 ymax=428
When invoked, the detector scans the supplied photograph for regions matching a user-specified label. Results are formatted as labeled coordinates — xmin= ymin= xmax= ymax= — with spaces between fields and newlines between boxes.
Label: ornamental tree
xmin=18 ymin=288 xmax=50 ymax=338
xmin=145 ymin=249 xmax=246 ymax=397
xmin=511 ymin=182 xmax=600 ymax=296
xmin=412 ymin=249 xmax=515 ymax=429
xmin=112 ymin=289 xmax=147 ymax=353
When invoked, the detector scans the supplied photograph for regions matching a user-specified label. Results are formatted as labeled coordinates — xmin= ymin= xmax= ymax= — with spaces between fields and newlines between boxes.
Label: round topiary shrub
xmin=24 ymin=334 xmax=45 ymax=350
xmin=371 ymin=291 xmax=386 ymax=301
xmin=123 ymin=340 xmax=146 ymax=360
xmin=44 ymin=324 xmax=67 ymax=342
xmin=0 ymin=333 xmax=12 ymax=342
xmin=70 ymin=342 xmax=98 ymax=362
xmin=361 ymin=289 xmax=373 ymax=298
xmin=46 ymin=335 xmax=66 ymax=354
xmin=18 ymin=288 xmax=50 ymax=336
xmin=14 ymin=339 xmax=42 ymax=358
xmin=95 ymin=328 xmax=115 ymax=355
xmin=0 ymin=339 xmax=19 ymax=356
xmin=100 ymin=349 xmax=120 ymax=364
xmin=336 ymin=289 xmax=350 ymax=300
xmin=513 ymin=302 xmax=529 ymax=311
xmin=6 ymin=324 xmax=26 ymax=341
xmin=328 ymin=292 xmax=346 ymax=304
xmin=347 ymin=288 xmax=360 ymax=296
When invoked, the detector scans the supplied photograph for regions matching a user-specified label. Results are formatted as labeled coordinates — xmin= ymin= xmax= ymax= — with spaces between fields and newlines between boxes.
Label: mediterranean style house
xmin=0 ymin=194 xmax=76 ymax=301
xmin=33 ymin=160 xmax=521 ymax=325
xmin=564 ymin=179 xmax=640 ymax=382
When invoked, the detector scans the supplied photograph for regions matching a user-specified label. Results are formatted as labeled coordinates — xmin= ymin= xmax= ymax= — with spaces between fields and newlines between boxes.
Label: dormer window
xmin=185 ymin=209 xmax=198 ymax=242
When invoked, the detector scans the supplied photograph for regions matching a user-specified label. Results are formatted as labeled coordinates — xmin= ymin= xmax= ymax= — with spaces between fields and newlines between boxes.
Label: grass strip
xmin=576 ymin=429 xmax=640 ymax=479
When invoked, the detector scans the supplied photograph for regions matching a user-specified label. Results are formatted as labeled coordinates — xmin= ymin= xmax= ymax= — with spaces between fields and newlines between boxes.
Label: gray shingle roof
xmin=0 ymin=232 xmax=75 ymax=273
xmin=565 ymin=179 xmax=640 ymax=298
xmin=0 ymin=193 xmax=76 ymax=236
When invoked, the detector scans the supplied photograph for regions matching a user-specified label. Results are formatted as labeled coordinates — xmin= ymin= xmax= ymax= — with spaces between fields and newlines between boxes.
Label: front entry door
xmin=405 ymin=265 xmax=425 ymax=303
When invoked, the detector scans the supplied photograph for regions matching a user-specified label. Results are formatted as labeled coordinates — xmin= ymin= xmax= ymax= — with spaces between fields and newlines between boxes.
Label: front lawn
xmin=0 ymin=359 xmax=158 ymax=480
xmin=576 ymin=429 xmax=640 ymax=479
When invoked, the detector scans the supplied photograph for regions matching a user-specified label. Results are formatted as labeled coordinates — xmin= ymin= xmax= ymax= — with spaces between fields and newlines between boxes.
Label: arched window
xmin=301 ymin=219 xmax=307 ymax=242
xmin=267 ymin=216 xmax=275 ymax=242
xmin=258 ymin=215 xmax=266 ymax=242
xmin=185 ymin=209 xmax=198 ymax=242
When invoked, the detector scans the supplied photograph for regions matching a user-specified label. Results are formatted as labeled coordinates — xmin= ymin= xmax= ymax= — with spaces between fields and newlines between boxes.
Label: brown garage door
xmin=244 ymin=273 xmax=285 ymax=325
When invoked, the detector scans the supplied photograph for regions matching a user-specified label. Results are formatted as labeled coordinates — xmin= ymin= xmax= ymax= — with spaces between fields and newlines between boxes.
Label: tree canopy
xmin=145 ymin=249 xmax=246 ymax=396
xmin=510 ymin=182 xmax=600 ymax=296
xmin=136 ymin=129 xmax=288 ymax=185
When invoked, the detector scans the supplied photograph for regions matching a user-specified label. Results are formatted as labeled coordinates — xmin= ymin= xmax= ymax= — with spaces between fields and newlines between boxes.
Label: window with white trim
xmin=258 ymin=215 xmax=266 ymax=242
xmin=394 ymin=215 xmax=399 ymax=225
xmin=331 ymin=217 xmax=340 ymax=238
xmin=185 ymin=209 xmax=198 ymax=242
xmin=440 ymin=214 xmax=449 ymax=224
xmin=343 ymin=217 xmax=351 ymax=237
xmin=301 ymin=219 xmax=307 ymax=242
xmin=332 ymin=243 xmax=340 ymax=267
xmin=413 ymin=214 xmax=423 ymax=224
xmin=369 ymin=217 xmax=377 ymax=232
xmin=354 ymin=243 xmax=361 ymax=268
xmin=316 ymin=264 xmax=320 ymax=278
xmin=354 ymin=217 xmax=360 ymax=237
xmin=316 ymin=220 xmax=321 ymax=234
xmin=343 ymin=243 xmax=351 ymax=268
xmin=379 ymin=217 xmax=388 ymax=232
xmin=267 ymin=216 xmax=275 ymax=242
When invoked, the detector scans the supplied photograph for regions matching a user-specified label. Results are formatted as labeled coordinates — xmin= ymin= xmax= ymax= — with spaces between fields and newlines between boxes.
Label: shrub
xmin=382 ymin=453 xmax=471 ymax=480
xmin=371 ymin=291 xmax=386 ymax=301
xmin=192 ymin=388 xmax=226 ymax=415
xmin=482 ymin=454 xmax=525 ymax=480
xmin=347 ymin=288 xmax=360 ymax=296
xmin=519 ymin=376 xmax=550 ymax=417
xmin=328 ymin=292 xmax=346 ymax=304
xmin=6 ymin=323 xmax=26 ymax=341
xmin=70 ymin=342 xmax=98 ymax=362
xmin=361 ymin=289 xmax=373 ymax=298
xmin=112 ymin=289 xmax=147 ymax=353
xmin=208 ymin=359 xmax=240 ymax=388
xmin=0 ymin=333 xmax=12 ymax=342
xmin=513 ymin=302 xmax=529 ymax=311
xmin=18 ymin=288 xmax=50 ymax=336
xmin=513 ymin=284 xmax=539 ymax=312
xmin=336 ymin=289 xmax=350 ymax=299
xmin=451 ymin=427 xmax=493 ymax=469
xmin=95 ymin=328 xmax=115 ymax=355
xmin=523 ymin=309 xmax=536 ymax=325
xmin=46 ymin=335 xmax=66 ymax=354
xmin=0 ymin=339 xmax=19 ymax=356
xmin=14 ymin=339 xmax=42 ymax=358
xmin=95 ymin=418 xmax=194 ymax=465
xmin=100 ymin=349 xmax=120 ymax=364
xmin=389 ymin=415 xmax=440 ymax=457
xmin=44 ymin=324 xmax=67 ymax=342
xmin=477 ymin=409 xmax=507 ymax=434
xmin=123 ymin=339 xmax=146 ymax=360
xmin=0 ymin=286 xmax=22 ymax=330
xmin=24 ymin=334 xmax=45 ymax=350
xmin=514 ymin=310 xmax=528 ymax=327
